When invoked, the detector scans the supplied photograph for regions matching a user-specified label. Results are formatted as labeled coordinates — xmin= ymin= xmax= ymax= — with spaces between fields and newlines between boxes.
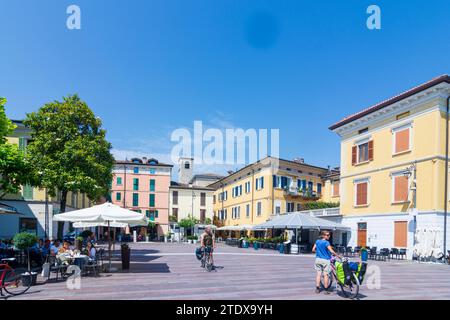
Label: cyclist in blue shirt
xmin=312 ymin=230 xmax=339 ymax=294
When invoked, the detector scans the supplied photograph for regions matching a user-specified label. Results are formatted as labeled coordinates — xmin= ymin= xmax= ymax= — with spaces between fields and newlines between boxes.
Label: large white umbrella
xmin=53 ymin=202 xmax=149 ymax=271
xmin=73 ymin=221 xmax=129 ymax=228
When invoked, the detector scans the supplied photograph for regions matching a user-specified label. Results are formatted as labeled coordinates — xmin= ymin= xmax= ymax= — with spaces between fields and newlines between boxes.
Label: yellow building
xmin=1 ymin=120 xmax=92 ymax=239
xmin=330 ymin=75 xmax=450 ymax=259
xmin=209 ymin=157 xmax=338 ymax=233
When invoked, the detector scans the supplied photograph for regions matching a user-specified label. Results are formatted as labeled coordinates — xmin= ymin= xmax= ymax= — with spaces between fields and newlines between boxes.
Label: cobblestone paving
xmin=6 ymin=242 xmax=450 ymax=300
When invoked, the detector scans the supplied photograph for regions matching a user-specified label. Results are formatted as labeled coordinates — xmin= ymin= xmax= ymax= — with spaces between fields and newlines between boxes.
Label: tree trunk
xmin=57 ymin=190 xmax=68 ymax=240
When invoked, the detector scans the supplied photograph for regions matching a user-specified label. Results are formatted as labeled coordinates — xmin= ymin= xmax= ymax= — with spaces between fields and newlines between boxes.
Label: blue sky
xmin=1 ymin=0 xmax=450 ymax=176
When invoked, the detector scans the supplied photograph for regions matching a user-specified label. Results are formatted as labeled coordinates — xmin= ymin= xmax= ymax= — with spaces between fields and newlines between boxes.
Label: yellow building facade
xmin=1 ymin=121 xmax=92 ymax=239
xmin=330 ymin=75 xmax=450 ymax=258
xmin=210 ymin=157 xmax=337 ymax=230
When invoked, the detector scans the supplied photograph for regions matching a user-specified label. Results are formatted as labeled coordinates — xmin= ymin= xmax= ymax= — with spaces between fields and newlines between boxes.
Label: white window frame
xmin=354 ymin=137 xmax=371 ymax=165
xmin=246 ymin=204 xmax=250 ymax=217
xmin=390 ymin=170 xmax=410 ymax=204
xmin=353 ymin=177 xmax=370 ymax=207
xmin=257 ymin=202 xmax=262 ymax=216
xmin=391 ymin=122 xmax=413 ymax=156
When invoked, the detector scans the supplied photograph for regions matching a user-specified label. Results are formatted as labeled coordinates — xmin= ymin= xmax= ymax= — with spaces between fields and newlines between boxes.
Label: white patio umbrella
xmin=53 ymin=202 xmax=149 ymax=271
xmin=73 ymin=221 xmax=129 ymax=228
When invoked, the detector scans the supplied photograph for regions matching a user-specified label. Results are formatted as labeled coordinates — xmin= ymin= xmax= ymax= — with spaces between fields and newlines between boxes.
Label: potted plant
xmin=13 ymin=232 xmax=38 ymax=286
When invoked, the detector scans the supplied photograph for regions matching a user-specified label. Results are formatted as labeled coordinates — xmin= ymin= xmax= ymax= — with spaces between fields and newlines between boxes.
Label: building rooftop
xmin=329 ymin=74 xmax=450 ymax=131
xmin=115 ymin=158 xmax=173 ymax=167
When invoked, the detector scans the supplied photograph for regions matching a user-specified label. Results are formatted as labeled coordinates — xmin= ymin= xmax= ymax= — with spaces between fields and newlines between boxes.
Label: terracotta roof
xmin=329 ymin=75 xmax=450 ymax=131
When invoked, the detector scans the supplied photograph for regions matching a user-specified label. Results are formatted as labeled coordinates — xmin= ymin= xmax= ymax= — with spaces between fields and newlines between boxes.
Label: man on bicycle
xmin=200 ymin=227 xmax=215 ymax=268
xmin=312 ymin=230 xmax=340 ymax=294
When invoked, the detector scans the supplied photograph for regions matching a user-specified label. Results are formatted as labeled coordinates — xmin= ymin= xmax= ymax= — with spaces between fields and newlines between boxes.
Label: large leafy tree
xmin=0 ymin=97 xmax=31 ymax=199
xmin=24 ymin=95 xmax=114 ymax=238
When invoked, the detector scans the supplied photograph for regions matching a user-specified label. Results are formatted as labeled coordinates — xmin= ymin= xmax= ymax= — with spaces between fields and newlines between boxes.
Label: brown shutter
xmin=356 ymin=182 xmax=368 ymax=206
xmin=352 ymin=146 xmax=357 ymax=165
xmin=395 ymin=129 xmax=410 ymax=154
xmin=394 ymin=176 xmax=408 ymax=202
xmin=368 ymin=140 xmax=374 ymax=161
xmin=394 ymin=221 xmax=407 ymax=247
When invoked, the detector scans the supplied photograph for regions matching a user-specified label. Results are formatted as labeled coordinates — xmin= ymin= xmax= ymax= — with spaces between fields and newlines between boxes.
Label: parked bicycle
xmin=0 ymin=259 xmax=31 ymax=297
xmin=321 ymin=255 xmax=365 ymax=299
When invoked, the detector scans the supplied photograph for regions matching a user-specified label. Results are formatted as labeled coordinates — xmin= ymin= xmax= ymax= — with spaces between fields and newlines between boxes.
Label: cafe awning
xmin=252 ymin=212 xmax=350 ymax=231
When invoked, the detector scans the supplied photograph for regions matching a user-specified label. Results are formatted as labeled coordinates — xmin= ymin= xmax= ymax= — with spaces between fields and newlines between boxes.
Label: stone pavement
xmin=6 ymin=242 xmax=450 ymax=300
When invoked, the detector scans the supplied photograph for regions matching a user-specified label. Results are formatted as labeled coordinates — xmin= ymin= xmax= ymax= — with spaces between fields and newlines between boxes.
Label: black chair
xmin=345 ymin=246 xmax=353 ymax=257
xmin=390 ymin=248 xmax=399 ymax=259
xmin=369 ymin=247 xmax=378 ymax=260
xmin=47 ymin=256 xmax=67 ymax=281
xmin=398 ymin=249 xmax=407 ymax=260
xmin=379 ymin=248 xmax=390 ymax=261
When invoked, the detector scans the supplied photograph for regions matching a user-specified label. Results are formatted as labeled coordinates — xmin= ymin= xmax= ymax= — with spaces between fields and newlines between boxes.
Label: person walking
xmin=312 ymin=231 xmax=340 ymax=294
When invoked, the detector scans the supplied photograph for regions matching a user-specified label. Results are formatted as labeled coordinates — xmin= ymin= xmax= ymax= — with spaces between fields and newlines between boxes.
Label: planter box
xmin=22 ymin=272 xmax=38 ymax=286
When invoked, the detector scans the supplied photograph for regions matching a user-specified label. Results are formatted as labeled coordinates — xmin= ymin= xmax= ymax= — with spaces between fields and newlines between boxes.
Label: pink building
xmin=111 ymin=157 xmax=173 ymax=238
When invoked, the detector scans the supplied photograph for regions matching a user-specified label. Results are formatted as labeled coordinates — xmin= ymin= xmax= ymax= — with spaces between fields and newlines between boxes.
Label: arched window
xmin=184 ymin=161 xmax=190 ymax=169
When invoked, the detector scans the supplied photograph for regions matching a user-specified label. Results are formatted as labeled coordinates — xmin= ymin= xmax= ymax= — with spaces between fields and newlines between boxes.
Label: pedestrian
xmin=312 ymin=231 xmax=340 ymax=294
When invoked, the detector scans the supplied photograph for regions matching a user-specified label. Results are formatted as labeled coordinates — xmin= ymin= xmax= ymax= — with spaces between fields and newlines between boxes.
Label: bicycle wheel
xmin=339 ymin=272 xmax=360 ymax=299
xmin=2 ymin=268 xmax=31 ymax=296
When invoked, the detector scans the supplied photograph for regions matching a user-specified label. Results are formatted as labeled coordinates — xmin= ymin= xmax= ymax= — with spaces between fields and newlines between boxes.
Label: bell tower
xmin=178 ymin=157 xmax=194 ymax=184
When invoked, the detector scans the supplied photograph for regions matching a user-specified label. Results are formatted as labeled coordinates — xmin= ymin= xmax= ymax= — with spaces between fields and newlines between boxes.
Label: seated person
xmin=0 ymin=239 xmax=6 ymax=249
xmin=50 ymin=240 xmax=61 ymax=256
xmin=59 ymin=241 xmax=72 ymax=254
xmin=84 ymin=242 xmax=96 ymax=262
xmin=42 ymin=240 xmax=51 ymax=258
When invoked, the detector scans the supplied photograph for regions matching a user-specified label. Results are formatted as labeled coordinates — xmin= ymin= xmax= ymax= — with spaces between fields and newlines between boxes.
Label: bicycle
xmin=0 ymin=259 xmax=31 ymax=297
xmin=201 ymin=247 xmax=214 ymax=272
xmin=320 ymin=255 xmax=360 ymax=299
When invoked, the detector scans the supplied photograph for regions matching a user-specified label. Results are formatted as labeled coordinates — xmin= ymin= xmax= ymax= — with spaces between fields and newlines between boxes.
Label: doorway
xmin=357 ymin=222 xmax=367 ymax=247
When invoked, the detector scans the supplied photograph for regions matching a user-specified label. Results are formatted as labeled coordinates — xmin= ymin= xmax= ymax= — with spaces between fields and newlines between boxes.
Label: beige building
xmin=169 ymin=158 xmax=222 ymax=224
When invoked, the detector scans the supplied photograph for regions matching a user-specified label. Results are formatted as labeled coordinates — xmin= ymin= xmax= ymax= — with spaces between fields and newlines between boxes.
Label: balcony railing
xmin=271 ymin=207 xmax=340 ymax=219
xmin=283 ymin=187 xmax=320 ymax=199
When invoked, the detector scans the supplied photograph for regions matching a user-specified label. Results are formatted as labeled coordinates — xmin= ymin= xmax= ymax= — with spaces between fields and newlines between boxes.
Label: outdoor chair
xmin=369 ymin=247 xmax=378 ymax=260
xmin=379 ymin=248 xmax=390 ymax=261
xmin=390 ymin=248 xmax=399 ymax=259
xmin=83 ymin=259 xmax=99 ymax=277
xmin=47 ymin=255 xmax=67 ymax=282
xmin=345 ymin=246 xmax=353 ymax=256
xmin=398 ymin=249 xmax=407 ymax=260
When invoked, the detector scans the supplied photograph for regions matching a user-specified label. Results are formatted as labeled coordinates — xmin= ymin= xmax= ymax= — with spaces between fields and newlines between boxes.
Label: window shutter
xmin=368 ymin=140 xmax=374 ymax=161
xmin=352 ymin=146 xmax=357 ymax=165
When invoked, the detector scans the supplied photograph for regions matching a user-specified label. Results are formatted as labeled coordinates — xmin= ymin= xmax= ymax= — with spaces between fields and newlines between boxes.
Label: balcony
xmin=283 ymin=187 xmax=320 ymax=200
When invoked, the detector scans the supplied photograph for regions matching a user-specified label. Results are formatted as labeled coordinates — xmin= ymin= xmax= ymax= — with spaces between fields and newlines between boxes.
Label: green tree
xmin=24 ymin=95 xmax=114 ymax=238
xmin=0 ymin=97 xmax=16 ymax=142
xmin=0 ymin=97 xmax=31 ymax=199
xmin=178 ymin=215 xmax=199 ymax=239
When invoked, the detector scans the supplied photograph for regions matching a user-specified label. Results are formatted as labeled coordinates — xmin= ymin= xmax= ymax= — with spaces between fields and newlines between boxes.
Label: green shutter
xmin=22 ymin=184 xmax=34 ymax=200
xmin=117 ymin=177 xmax=122 ymax=185
xmin=133 ymin=193 xmax=139 ymax=206
xmin=116 ymin=192 xmax=121 ymax=201
xmin=18 ymin=137 xmax=26 ymax=152
xmin=133 ymin=178 xmax=139 ymax=190
xmin=150 ymin=179 xmax=155 ymax=191
xmin=149 ymin=194 xmax=155 ymax=207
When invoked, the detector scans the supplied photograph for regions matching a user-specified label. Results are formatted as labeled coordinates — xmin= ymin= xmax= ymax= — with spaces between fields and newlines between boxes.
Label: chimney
xmin=227 ymin=170 xmax=234 ymax=175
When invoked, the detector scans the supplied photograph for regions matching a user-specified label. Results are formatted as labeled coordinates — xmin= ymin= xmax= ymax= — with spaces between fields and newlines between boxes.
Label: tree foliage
xmin=23 ymin=94 xmax=114 ymax=202
xmin=0 ymin=97 xmax=31 ymax=199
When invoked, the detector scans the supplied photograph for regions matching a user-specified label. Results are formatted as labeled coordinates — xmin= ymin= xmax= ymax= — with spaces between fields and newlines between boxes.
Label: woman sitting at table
xmin=59 ymin=241 xmax=72 ymax=254
xmin=84 ymin=242 xmax=96 ymax=262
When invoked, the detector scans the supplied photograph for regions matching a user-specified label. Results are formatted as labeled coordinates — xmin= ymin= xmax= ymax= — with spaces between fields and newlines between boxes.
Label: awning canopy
xmin=53 ymin=202 xmax=148 ymax=226
xmin=252 ymin=212 xmax=350 ymax=231
xmin=0 ymin=202 xmax=21 ymax=215
xmin=73 ymin=221 xmax=129 ymax=229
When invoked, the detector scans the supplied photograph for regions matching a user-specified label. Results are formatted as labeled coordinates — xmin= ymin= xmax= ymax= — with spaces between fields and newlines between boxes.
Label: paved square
xmin=7 ymin=242 xmax=450 ymax=300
